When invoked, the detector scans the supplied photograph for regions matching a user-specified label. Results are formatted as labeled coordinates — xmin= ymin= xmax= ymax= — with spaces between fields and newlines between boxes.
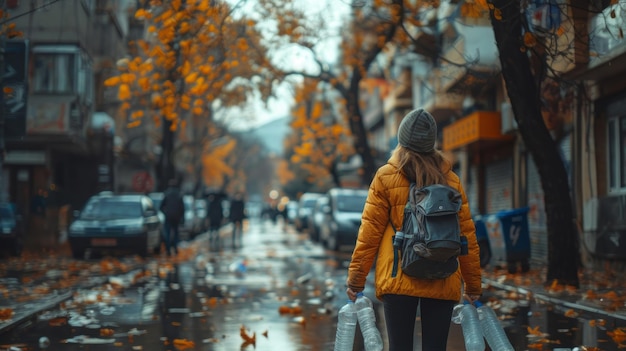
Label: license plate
xmin=91 ymin=238 xmax=117 ymax=247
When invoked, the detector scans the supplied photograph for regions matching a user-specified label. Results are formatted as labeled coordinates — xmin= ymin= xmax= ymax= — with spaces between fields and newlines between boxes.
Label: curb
xmin=0 ymin=291 xmax=73 ymax=334
xmin=483 ymin=277 xmax=626 ymax=322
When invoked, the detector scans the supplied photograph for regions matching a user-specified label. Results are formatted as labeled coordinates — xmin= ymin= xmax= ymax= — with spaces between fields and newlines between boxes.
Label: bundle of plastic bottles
xmin=475 ymin=301 xmax=514 ymax=351
xmin=452 ymin=302 xmax=485 ymax=351
xmin=334 ymin=293 xmax=383 ymax=351
xmin=452 ymin=299 xmax=515 ymax=351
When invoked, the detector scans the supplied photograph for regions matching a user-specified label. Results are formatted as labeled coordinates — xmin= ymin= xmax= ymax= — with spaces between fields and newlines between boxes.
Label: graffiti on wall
xmin=528 ymin=192 xmax=546 ymax=228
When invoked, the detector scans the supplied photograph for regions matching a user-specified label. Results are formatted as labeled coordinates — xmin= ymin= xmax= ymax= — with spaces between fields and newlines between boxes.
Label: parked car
xmin=68 ymin=193 xmax=162 ymax=258
xmin=319 ymin=188 xmax=368 ymax=251
xmin=308 ymin=195 xmax=329 ymax=242
xmin=295 ymin=192 xmax=323 ymax=231
xmin=0 ymin=203 xmax=23 ymax=257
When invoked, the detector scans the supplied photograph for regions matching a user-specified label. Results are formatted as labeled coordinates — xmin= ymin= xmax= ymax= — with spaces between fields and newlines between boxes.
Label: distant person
xmin=30 ymin=187 xmax=47 ymax=217
xmin=229 ymin=192 xmax=246 ymax=248
xmin=207 ymin=193 xmax=224 ymax=250
xmin=160 ymin=180 xmax=185 ymax=257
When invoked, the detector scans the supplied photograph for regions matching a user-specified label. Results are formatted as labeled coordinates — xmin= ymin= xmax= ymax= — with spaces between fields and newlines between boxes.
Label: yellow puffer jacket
xmin=347 ymin=153 xmax=482 ymax=302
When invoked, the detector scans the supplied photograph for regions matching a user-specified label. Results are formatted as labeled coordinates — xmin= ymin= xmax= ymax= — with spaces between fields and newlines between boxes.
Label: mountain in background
xmin=240 ymin=117 xmax=290 ymax=155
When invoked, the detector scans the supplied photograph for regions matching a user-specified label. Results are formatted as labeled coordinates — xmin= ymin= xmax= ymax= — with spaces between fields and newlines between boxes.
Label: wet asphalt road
xmin=1 ymin=218 xmax=626 ymax=350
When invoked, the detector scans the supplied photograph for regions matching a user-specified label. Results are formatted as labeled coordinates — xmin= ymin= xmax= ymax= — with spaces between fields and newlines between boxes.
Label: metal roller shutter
xmin=485 ymin=158 xmax=513 ymax=214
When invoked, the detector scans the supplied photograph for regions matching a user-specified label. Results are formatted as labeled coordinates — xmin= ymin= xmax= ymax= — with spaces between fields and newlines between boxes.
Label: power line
xmin=0 ymin=0 xmax=62 ymax=26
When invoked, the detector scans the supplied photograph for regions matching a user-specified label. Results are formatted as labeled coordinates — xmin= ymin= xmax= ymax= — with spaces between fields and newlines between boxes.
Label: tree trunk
xmin=489 ymin=0 xmax=580 ymax=287
xmin=346 ymin=67 xmax=377 ymax=185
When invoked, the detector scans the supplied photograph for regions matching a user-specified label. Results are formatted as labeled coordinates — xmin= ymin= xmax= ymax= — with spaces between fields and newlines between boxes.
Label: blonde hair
xmin=391 ymin=144 xmax=452 ymax=187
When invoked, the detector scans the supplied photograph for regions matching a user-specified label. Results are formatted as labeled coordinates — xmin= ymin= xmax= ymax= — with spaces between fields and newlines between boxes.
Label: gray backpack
xmin=390 ymin=183 xmax=466 ymax=280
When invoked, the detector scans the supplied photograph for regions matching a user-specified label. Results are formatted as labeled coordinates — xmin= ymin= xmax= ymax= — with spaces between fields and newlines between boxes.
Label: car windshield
xmin=303 ymin=199 xmax=318 ymax=209
xmin=336 ymin=194 xmax=367 ymax=212
xmin=81 ymin=198 xmax=142 ymax=219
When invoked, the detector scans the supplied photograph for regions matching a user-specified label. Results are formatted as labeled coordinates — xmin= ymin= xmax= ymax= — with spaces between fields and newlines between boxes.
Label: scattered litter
xmin=189 ymin=311 xmax=206 ymax=318
xmin=38 ymin=337 xmax=50 ymax=348
xmin=99 ymin=306 xmax=116 ymax=315
xmin=62 ymin=335 xmax=115 ymax=344
xmin=296 ymin=273 xmax=312 ymax=285
xmin=68 ymin=314 xmax=99 ymax=327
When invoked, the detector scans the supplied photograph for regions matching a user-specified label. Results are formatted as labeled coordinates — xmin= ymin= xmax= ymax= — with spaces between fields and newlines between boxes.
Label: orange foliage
xmin=240 ymin=325 xmax=256 ymax=347
xmin=173 ymin=338 xmax=195 ymax=350
xmin=100 ymin=328 xmax=115 ymax=337
xmin=0 ymin=308 xmax=13 ymax=321
xmin=102 ymin=0 xmax=274 ymax=186
xmin=284 ymin=80 xmax=354 ymax=187
xmin=607 ymin=327 xmax=626 ymax=345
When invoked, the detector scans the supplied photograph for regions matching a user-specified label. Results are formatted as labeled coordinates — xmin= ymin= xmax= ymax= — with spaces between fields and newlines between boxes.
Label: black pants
xmin=382 ymin=294 xmax=455 ymax=351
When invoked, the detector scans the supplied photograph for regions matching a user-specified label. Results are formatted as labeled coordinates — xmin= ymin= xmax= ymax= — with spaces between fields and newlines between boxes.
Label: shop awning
xmin=442 ymin=111 xmax=513 ymax=151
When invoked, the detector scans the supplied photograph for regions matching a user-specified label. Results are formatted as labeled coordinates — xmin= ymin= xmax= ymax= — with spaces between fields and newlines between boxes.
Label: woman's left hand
xmin=346 ymin=287 xmax=358 ymax=302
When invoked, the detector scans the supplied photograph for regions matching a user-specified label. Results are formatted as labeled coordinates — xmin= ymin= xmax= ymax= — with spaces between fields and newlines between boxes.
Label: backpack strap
xmin=388 ymin=200 xmax=401 ymax=278
xmin=389 ymin=182 xmax=417 ymax=278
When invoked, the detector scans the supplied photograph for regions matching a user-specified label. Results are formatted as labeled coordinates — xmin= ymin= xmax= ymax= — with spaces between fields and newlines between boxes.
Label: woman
xmin=345 ymin=108 xmax=482 ymax=351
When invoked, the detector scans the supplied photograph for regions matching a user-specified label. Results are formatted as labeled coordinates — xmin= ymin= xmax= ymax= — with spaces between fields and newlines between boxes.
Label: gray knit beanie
xmin=397 ymin=109 xmax=437 ymax=153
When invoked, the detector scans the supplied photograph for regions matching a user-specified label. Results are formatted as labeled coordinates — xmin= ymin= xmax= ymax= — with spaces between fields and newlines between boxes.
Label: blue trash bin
xmin=473 ymin=215 xmax=492 ymax=268
xmin=496 ymin=207 xmax=531 ymax=273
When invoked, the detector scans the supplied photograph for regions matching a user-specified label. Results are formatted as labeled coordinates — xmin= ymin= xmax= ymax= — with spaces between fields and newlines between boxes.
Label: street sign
xmin=1 ymin=40 xmax=29 ymax=138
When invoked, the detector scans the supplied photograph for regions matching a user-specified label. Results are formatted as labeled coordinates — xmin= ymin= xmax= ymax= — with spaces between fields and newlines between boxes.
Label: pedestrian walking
xmin=207 ymin=193 xmax=224 ymax=250
xmin=160 ymin=179 xmax=185 ymax=257
xmin=229 ymin=192 xmax=246 ymax=248
xmin=345 ymin=108 xmax=483 ymax=351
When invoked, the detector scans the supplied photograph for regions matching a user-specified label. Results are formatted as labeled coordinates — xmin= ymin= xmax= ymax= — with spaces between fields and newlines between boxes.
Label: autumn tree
xmin=255 ymin=0 xmax=600 ymax=286
xmin=464 ymin=0 xmax=610 ymax=287
xmin=252 ymin=0 xmax=413 ymax=185
xmin=282 ymin=79 xmax=354 ymax=193
xmin=105 ymin=0 xmax=275 ymax=190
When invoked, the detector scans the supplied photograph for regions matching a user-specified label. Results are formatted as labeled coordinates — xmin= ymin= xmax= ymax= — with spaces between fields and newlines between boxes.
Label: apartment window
xmin=608 ymin=115 xmax=626 ymax=192
xmin=32 ymin=53 xmax=75 ymax=94
xmin=31 ymin=46 xmax=93 ymax=105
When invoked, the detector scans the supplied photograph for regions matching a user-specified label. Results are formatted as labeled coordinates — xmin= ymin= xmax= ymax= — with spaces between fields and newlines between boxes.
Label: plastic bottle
xmin=451 ymin=303 xmax=485 ymax=351
xmin=476 ymin=301 xmax=514 ymax=351
xmin=355 ymin=292 xmax=383 ymax=351
xmin=334 ymin=301 xmax=357 ymax=351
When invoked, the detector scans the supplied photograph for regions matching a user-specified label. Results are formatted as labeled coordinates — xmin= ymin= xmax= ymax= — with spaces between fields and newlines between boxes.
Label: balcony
xmin=421 ymin=69 xmax=464 ymax=123
xmin=570 ymin=5 xmax=626 ymax=81
xmin=442 ymin=111 xmax=514 ymax=151
xmin=25 ymin=45 xmax=93 ymax=140
xmin=440 ymin=22 xmax=500 ymax=94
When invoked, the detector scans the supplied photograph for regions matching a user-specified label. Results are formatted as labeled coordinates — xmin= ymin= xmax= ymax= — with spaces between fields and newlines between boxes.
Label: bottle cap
xmin=356 ymin=292 xmax=364 ymax=297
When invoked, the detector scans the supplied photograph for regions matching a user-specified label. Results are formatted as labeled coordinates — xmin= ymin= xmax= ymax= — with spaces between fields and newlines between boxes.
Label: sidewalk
xmin=481 ymin=264 xmax=626 ymax=322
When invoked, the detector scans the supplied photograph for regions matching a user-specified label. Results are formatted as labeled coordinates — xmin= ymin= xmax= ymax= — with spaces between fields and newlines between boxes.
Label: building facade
xmin=2 ymin=0 xmax=139 ymax=247
xmin=377 ymin=0 xmax=626 ymax=268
